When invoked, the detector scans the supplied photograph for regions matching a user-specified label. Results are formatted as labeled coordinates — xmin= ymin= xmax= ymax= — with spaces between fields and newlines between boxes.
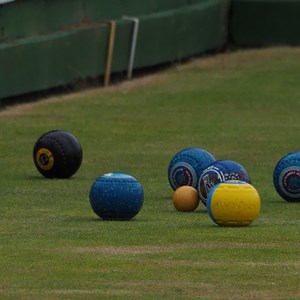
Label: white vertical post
xmin=122 ymin=16 xmax=140 ymax=80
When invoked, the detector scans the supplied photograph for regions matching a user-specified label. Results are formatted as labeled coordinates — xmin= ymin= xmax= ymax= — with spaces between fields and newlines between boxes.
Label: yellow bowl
xmin=207 ymin=181 xmax=261 ymax=226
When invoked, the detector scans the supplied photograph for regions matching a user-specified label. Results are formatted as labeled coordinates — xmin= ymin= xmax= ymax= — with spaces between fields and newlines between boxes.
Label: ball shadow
xmin=90 ymin=217 xmax=147 ymax=223
xmin=26 ymin=174 xmax=83 ymax=181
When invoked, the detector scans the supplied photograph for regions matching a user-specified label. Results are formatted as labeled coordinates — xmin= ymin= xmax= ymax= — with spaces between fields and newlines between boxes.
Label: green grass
xmin=0 ymin=47 xmax=299 ymax=299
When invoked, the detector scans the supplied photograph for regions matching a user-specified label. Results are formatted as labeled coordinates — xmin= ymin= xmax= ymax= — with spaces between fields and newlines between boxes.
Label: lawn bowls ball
xmin=33 ymin=130 xmax=83 ymax=178
xmin=172 ymin=186 xmax=200 ymax=212
xmin=206 ymin=181 xmax=261 ymax=227
xmin=168 ymin=148 xmax=216 ymax=190
xmin=198 ymin=160 xmax=251 ymax=205
xmin=273 ymin=152 xmax=300 ymax=202
xmin=89 ymin=173 xmax=144 ymax=220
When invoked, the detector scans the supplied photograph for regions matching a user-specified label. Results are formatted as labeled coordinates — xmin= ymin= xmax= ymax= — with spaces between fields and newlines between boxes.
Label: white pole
xmin=122 ymin=16 xmax=140 ymax=80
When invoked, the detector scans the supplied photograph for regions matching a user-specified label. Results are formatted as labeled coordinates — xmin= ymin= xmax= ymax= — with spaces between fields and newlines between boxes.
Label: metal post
xmin=122 ymin=16 xmax=140 ymax=80
xmin=104 ymin=20 xmax=116 ymax=87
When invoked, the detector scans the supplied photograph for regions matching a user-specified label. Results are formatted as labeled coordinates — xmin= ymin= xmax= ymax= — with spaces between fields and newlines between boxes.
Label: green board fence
xmin=0 ymin=0 xmax=214 ymax=42
xmin=1 ymin=0 xmax=300 ymax=100
xmin=0 ymin=0 xmax=229 ymax=99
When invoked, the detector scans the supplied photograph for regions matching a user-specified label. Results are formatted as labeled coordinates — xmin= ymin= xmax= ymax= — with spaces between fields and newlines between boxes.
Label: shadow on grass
xmin=26 ymin=174 xmax=86 ymax=181
xmin=65 ymin=216 xmax=148 ymax=223
xmin=267 ymin=198 xmax=299 ymax=205
xmin=200 ymin=222 xmax=261 ymax=229
xmin=162 ymin=194 xmax=209 ymax=214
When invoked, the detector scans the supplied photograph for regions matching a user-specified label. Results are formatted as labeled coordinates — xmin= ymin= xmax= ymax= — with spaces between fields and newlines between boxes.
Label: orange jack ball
xmin=172 ymin=186 xmax=200 ymax=212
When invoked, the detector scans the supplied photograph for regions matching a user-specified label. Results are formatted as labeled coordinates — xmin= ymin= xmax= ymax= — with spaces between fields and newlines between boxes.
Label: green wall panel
xmin=0 ymin=25 xmax=109 ymax=98
xmin=0 ymin=0 xmax=85 ymax=42
xmin=0 ymin=0 xmax=211 ymax=42
xmin=0 ymin=0 xmax=229 ymax=99
xmin=133 ymin=1 xmax=229 ymax=68
xmin=87 ymin=0 xmax=212 ymax=20
xmin=230 ymin=0 xmax=300 ymax=46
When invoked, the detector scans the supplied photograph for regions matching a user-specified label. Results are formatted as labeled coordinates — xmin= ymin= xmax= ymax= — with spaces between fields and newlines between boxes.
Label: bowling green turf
xmin=0 ymin=46 xmax=299 ymax=299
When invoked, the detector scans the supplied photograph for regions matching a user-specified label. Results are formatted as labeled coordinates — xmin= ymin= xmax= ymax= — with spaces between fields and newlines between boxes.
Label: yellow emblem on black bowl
xmin=35 ymin=148 xmax=54 ymax=171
